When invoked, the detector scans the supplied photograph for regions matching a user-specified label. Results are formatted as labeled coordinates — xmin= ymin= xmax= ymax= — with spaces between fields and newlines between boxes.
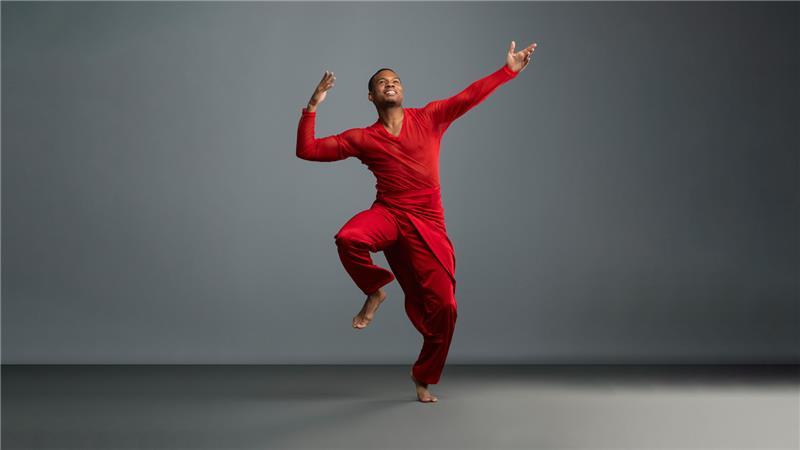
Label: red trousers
xmin=334 ymin=201 xmax=457 ymax=385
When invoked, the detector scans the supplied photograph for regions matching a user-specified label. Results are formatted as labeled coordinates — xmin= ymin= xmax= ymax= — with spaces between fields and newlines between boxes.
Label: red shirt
xmin=296 ymin=64 xmax=519 ymax=194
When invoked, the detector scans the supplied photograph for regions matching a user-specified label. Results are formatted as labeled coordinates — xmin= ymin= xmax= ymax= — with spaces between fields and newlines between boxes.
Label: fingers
xmin=510 ymin=41 xmax=537 ymax=61
xmin=319 ymin=70 xmax=336 ymax=90
xmin=518 ymin=42 xmax=537 ymax=61
xmin=321 ymin=70 xmax=335 ymax=81
xmin=523 ymin=43 xmax=536 ymax=54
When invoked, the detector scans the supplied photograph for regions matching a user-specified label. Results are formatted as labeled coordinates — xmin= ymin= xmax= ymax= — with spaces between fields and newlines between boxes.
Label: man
xmin=296 ymin=40 xmax=536 ymax=403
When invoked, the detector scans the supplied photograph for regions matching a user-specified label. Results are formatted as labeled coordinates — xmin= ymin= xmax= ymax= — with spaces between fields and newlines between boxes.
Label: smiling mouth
xmin=385 ymin=90 xmax=397 ymax=96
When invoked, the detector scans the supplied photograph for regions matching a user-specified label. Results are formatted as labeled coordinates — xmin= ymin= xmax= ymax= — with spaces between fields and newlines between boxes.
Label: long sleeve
xmin=296 ymin=107 xmax=361 ymax=162
xmin=423 ymin=64 xmax=519 ymax=130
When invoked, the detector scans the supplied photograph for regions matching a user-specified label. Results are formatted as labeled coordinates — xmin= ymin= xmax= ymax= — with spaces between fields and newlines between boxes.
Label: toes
xmin=353 ymin=315 xmax=368 ymax=328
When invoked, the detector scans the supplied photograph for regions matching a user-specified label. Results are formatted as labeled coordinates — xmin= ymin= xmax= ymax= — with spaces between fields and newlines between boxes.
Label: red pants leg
xmin=385 ymin=216 xmax=458 ymax=385
xmin=334 ymin=205 xmax=400 ymax=295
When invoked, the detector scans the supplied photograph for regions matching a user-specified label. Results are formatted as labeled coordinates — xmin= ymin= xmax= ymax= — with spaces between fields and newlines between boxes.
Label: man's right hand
xmin=306 ymin=70 xmax=336 ymax=112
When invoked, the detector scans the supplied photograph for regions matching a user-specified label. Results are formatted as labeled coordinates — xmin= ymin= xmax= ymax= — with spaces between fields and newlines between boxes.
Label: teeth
xmin=386 ymin=90 xmax=396 ymax=95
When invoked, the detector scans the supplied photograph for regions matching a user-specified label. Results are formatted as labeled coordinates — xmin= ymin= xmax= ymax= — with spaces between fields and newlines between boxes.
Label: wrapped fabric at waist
xmin=374 ymin=186 xmax=445 ymax=223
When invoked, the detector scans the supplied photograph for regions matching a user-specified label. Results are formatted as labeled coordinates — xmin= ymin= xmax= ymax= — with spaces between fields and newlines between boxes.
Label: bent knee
xmin=421 ymin=282 xmax=457 ymax=312
xmin=430 ymin=298 xmax=458 ymax=318
xmin=334 ymin=229 xmax=368 ymax=248
xmin=444 ymin=300 xmax=458 ymax=318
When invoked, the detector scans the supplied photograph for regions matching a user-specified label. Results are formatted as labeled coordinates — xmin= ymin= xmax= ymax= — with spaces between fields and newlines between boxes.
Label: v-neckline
xmin=376 ymin=110 xmax=406 ymax=140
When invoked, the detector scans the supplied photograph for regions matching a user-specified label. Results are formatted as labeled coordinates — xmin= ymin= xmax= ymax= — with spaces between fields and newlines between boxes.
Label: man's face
xmin=369 ymin=70 xmax=403 ymax=107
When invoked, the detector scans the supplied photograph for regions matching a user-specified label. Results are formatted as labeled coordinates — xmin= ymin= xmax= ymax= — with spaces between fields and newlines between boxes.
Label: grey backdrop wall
xmin=3 ymin=2 xmax=798 ymax=364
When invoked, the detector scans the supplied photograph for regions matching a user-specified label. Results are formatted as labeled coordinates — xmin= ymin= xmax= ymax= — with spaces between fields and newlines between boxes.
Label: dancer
xmin=296 ymin=41 xmax=536 ymax=402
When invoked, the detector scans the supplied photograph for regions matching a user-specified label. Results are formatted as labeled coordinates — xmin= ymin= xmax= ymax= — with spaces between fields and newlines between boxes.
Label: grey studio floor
xmin=2 ymin=364 xmax=798 ymax=450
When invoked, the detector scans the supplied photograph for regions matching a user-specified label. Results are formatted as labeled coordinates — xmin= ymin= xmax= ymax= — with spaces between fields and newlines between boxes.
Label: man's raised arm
xmin=296 ymin=107 xmax=360 ymax=162
xmin=295 ymin=69 xmax=360 ymax=162
xmin=423 ymin=40 xmax=537 ymax=129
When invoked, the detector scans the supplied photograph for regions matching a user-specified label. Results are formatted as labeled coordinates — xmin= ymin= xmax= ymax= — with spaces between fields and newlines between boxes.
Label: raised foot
xmin=410 ymin=370 xmax=438 ymax=403
xmin=352 ymin=288 xmax=387 ymax=329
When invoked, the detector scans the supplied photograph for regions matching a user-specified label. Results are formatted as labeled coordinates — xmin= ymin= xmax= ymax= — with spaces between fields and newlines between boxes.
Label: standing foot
xmin=410 ymin=370 xmax=438 ymax=403
xmin=352 ymin=288 xmax=387 ymax=329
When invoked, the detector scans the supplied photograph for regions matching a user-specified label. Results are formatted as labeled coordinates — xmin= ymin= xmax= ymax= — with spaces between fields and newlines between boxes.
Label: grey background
xmin=2 ymin=2 xmax=798 ymax=364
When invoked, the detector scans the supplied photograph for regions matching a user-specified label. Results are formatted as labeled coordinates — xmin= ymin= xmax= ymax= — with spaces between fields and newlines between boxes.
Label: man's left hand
xmin=506 ymin=40 xmax=537 ymax=73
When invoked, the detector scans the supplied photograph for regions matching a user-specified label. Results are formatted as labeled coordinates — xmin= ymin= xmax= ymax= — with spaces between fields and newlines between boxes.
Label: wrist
xmin=502 ymin=64 xmax=519 ymax=77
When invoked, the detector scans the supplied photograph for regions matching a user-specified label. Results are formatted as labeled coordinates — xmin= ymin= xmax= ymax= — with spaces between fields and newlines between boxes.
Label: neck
xmin=376 ymin=104 xmax=404 ymax=126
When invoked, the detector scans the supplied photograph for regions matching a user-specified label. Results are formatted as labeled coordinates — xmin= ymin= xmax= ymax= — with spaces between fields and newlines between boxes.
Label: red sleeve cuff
xmin=302 ymin=107 xmax=316 ymax=115
xmin=502 ymin=64 xmax=519 ymax=78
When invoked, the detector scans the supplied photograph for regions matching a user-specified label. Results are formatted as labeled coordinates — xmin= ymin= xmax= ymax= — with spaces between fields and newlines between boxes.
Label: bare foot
xmin=352 ymin=288 xmax=387 ymax=329
xmin=410 ymin=370 xmax=438 ymax=403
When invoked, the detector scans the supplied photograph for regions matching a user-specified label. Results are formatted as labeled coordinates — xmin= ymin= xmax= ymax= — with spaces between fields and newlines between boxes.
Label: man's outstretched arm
xmin=423 ymin=40 xmax=537 ymax=129
xmin=295 ymin=69 xmax=360 ymax=162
